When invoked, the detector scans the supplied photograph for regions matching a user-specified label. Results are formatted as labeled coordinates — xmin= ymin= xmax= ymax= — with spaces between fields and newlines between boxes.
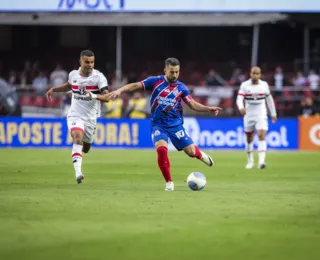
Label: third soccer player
xmin=236 ymin=66 xmax=277 ymax=169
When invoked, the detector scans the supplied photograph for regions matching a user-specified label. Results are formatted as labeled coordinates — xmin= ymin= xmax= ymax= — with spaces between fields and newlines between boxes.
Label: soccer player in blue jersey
xmin=89 ymin=58 xmax=222 ymax=191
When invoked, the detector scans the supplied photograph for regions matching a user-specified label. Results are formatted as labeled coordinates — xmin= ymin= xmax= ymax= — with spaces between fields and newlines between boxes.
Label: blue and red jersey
xmin=140 ymin=75 xmax=193 ymax=127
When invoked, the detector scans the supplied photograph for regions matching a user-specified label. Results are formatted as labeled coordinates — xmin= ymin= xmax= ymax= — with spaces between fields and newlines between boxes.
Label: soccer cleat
xmin=165 ymin=181 xmax=174 ymax=191
xmin=245 ymin=162 xmax=254 ymax=169
xmin=200 ymin=151 xmax=214 ymax=167
xmin=76 ymin=173 xmax=84 ymax=184
xmin=258 ymin=163 xmax=267 ymax=169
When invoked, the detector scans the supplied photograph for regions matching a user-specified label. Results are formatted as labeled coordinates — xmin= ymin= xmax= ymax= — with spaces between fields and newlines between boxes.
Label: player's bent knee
xmin=184 ymin=146 xmax=196 ymax=157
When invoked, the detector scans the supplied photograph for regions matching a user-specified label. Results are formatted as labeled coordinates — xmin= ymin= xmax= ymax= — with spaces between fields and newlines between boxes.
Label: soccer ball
xmin=187 ymin=172 xmax=206 ymax=191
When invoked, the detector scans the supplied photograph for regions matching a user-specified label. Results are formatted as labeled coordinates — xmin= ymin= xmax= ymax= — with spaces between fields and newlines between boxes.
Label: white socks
xmin=72 ymin=144 xmax=83 ymax=176
xmin=258 ymin=140 xmax=267 ymax=165
xmin=245 ymin=142 xmax=254 ymax=163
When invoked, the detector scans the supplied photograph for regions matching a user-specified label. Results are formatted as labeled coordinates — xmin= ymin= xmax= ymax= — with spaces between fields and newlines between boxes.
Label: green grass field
xmin=0 ymin=149 xmax=319 ymax=260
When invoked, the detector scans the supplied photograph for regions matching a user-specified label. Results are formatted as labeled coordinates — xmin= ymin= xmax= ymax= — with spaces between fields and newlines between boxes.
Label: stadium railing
xmin=8 ymin=84 xmax=320 ymax=118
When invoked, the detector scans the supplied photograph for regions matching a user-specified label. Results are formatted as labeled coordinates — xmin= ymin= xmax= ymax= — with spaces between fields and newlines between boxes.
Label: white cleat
xmin=245 ymin=162 xmax=254 ymax=169
xmin=258 ymin=163 xmax=267 ymax=169
xmin=76 ymin=173 xmax=84 ymax=184
xmin=200 ymin=151 xmax=214 ymax=167
xmin=165 ymin=181 xmax=174 ymax=191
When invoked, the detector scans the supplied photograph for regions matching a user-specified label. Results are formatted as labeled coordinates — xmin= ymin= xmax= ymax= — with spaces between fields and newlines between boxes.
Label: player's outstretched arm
xmin=46 ymin=83 xmax=71 ymax=101
xmin=186 ymin=100 xmax=222 ymax=116
xmin=107 ymin=83 xmax=144 ymax=100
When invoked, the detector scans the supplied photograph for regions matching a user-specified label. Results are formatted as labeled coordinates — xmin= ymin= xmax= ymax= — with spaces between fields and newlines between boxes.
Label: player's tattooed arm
xmin=46 ymin=83 xmax=71 ymax=101
xmin=186 ymin=100 xmax=222 ymax=116
xmin=106 ymin=82 xmax=144 ymax=100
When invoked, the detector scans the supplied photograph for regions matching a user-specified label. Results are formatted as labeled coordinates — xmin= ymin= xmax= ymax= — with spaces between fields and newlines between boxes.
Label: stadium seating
xmin=20 ymin=96 xmax=33 ymax=106
xmin=45 ymin=96 xmax=62 ymax=108
xmin=33 ymin=96 xmax=46 ymax=107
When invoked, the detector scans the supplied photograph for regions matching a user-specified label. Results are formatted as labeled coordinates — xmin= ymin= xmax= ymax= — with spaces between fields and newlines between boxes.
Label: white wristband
xmin=91 ymin=93 xmax=97 ymax=99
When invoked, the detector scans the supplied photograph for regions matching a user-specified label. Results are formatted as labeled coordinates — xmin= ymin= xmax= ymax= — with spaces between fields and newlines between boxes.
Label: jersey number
xmin=175 ymin=130 xmax=185 ymax=139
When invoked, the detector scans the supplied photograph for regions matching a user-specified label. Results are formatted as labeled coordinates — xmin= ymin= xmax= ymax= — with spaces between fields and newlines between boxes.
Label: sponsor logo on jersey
xmin=73 ymin=95 xmax=91 ymax=101
xmin=157 ymin=96 xmax=176 ymax=106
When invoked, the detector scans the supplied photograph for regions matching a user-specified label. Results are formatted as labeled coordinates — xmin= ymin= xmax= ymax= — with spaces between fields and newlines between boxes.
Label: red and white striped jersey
xmin=67 ymin=68 xmax=108 ymax=120
xmin=237 ymin=79 xmax=276 ymax=117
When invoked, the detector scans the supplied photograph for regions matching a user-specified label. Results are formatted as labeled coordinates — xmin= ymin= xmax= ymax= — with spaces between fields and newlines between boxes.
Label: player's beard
xmin=168 ymin=77 xmax=177 ymax=83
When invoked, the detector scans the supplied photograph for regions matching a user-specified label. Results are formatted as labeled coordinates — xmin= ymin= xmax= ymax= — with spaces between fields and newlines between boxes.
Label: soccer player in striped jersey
xmin=236 ymin=66 xmax=277 ymax=169
xmin=88 ymin=57 xmax=222 ymax=191
xmin=46 ymin=50 xmax=109 ymax=183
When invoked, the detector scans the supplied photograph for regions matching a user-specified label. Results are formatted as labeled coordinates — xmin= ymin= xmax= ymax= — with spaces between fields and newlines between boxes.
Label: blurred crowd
xmin=2 ymin=57 xmax=320 ymax=90
xmin=1 ymin=59 xmax=320 ymax=118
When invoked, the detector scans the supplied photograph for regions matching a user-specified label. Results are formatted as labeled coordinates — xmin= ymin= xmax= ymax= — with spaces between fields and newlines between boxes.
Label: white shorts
xmin=244 ymin=116 xmax=268 ymax=133
xmin=67 ymin=116 xmax=96 ymax=144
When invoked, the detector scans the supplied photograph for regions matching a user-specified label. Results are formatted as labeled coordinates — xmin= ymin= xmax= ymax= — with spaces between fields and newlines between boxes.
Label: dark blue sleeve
xmin=181 ymin=85 xmax=193 ymax=103
xmin=139 ymin=76 xmax=159 ymax=91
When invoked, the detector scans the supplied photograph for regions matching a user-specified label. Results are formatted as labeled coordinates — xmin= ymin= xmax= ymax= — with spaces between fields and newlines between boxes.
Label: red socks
xmin=157 ymin=146 xmax=172 ymax=182
xmin=156 ymin=145 xmax=202 ymax=182
xmin=194 ymin=146 xmax=202 ymax=159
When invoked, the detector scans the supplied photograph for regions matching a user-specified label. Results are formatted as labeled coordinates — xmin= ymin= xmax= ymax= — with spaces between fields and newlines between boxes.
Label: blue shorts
xmin=151 ymin=124 xmax=194 ymax=151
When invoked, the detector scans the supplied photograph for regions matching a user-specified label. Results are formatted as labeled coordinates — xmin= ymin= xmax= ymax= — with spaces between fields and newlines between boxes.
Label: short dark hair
xmin=80 ymin=50 xmax=94 ymax=57
xmin=165 ymin=57 xmax=180 ymax=67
